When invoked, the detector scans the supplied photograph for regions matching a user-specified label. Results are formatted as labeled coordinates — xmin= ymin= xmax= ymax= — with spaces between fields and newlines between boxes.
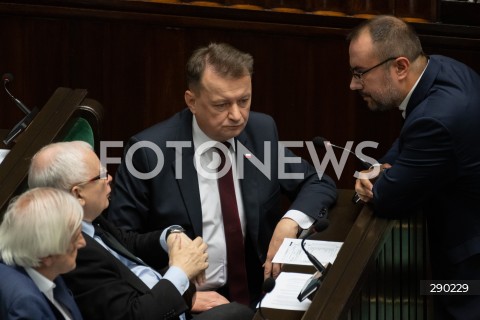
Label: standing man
xmin=0 ymin=187 xmax=85 ymax=319
xmin=28 ymin=141 xmax=254 ymax=320
xmin=350 ymin=15 xmax=480 ymax=320
xmin=108 ymin=42 xmax=337 ymax=307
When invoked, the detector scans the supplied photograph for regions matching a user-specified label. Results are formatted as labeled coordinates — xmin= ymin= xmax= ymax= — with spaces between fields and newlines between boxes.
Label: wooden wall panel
xmin=0 ymin=3 xmax=478 ymax=319
xmin=0 ymin=16 xmax=70 ymax=128
xmin=0 ymin=0 xmax=478 ymax=191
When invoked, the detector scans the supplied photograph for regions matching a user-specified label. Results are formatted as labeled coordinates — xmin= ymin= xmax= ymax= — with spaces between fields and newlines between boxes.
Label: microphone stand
xmin=2 ymin=74 xmax=38 ymax=146
xmin=297 ymin=231 xmax=331 ymax=302
xmin=3 ymin=108 xmax=38 ymax=146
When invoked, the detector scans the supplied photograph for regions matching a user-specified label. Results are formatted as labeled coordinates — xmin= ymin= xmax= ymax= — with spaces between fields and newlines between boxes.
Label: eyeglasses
xmin=76 ymin=167 xmax=108 ymax=186
xmin=351 ymin=57 xmax=398 ymax=81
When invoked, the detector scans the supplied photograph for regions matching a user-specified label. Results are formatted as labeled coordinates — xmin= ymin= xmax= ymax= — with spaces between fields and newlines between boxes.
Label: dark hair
xmin=347 ymin=15 xmax=423 ymax=61
xmin=186 ymin=43 xmax=253 ymax=92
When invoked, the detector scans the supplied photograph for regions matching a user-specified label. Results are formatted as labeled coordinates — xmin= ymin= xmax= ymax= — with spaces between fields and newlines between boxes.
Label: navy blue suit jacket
xmin=108 ymin=110 xmax=337 ymax=299
xmin=373 ymin=55 xmax=480 ymax=270
xmin=0 ymin=262 xmax=83 ymax=320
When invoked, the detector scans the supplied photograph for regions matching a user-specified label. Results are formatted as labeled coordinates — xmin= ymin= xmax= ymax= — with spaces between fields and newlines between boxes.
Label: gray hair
xmin=186 ymin=42 xmax=254 ymax=93
xmin=0 ymin=187 xmax=83 ymax=267
xmin=28 ymin=141 xmax=93 ymax=191
xmin=347 ymin=15 xmax=423 ymax=62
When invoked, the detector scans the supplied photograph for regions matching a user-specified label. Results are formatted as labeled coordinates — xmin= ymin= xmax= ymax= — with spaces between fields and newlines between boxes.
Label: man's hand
xmin=263 ymin=218 xmax=299 ymax=279
xmin=167 ymin=232 xmax=206 ymax=285
xmin=169 ymin=235 xmax=208 ymax=281
xmin=191 ymin=291 xmax=230 ymax=313
xmin=355 ymin=163 xmax=392 ymax=202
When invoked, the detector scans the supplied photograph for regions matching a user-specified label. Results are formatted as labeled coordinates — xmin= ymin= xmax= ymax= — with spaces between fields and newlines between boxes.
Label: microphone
xmin=312 ymin=136 xmax=372 ymax=169
xmin=2 ymin=73 xmax=31 ymax=115
xmin=297 ymin=271 xmax=322 ymax=302
xmin=312 ymin=136 xmax=376 ymax=204
xmin=2 ymin=73 xmax=38 ymax=146
xmin=297 ymin=219 xmax=331 ymax=302
xmin=301 ymin=219 xmax=329 ymax=273
xmin=258 ymin=277 xmax=276 ymax=320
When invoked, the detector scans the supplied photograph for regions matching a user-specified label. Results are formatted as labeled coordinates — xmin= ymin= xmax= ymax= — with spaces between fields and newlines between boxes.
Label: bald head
xmin=28 ymin=141 xmax=93 ymax=191
xmin=348 ymin=15 xmax=423 ymax=63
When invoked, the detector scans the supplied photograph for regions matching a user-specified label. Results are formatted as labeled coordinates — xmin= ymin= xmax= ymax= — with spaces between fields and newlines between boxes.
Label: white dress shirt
xmin=192 ymin=117 xmax=245 ymax=290
xmin=398 ymin=57 xmax=429 ymax=119
xmin=191 ymin=116 xmax=312 ymax=291
xmin=25 ymin=268 xmax=72 ymax=320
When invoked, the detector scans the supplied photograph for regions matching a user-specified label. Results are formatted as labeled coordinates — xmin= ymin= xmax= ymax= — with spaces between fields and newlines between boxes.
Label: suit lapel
xmin=405 ymin=56 xmax=440 ymax=118
xmin=84 ymin=234 xmax=151 ymax=293
xmin=173 ymin=109 xmax=203 ymax=237
xmin=53 ymin=278 xmax=82 ymax=320
xmin=45 ymin=299 xmax=64 ymax=319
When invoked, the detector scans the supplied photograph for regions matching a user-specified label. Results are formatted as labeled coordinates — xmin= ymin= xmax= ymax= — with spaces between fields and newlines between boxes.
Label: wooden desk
xmin=254 ymin=189 xmax=363 ymax=320
xmin=254 ymin=189 xmax=429 ymax=320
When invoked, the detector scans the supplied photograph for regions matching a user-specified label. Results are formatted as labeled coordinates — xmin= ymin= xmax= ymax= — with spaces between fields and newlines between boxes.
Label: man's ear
xmin=40 ymin=256 xmax=53 ymax=268
xmin=395 ymin=57 xmax=410 ymax=79
xmin=71 ymin=186 xmax=86 ymax=207
xmin=185 ymin=90 xmax=196 ymax=114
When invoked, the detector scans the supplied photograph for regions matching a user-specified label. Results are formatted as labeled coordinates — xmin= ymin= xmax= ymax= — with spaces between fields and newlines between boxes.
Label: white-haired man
xmin=0 ymin=187 xmax=86 ymax=319
xmin=28 ymin=141 xmax=254 ymax=320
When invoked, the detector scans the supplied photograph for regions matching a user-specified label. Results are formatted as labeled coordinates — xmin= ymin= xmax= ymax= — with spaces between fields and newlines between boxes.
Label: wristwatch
xmin=166 ymin=226 xmax=185 ymax=239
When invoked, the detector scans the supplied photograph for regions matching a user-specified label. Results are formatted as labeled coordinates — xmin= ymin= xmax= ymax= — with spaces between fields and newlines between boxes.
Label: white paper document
xmin=272 ymin=238 xmax=343 ymax=266
xmin=260 ymin=272 xmax=313 ymax=311
xmin=0 ymin=149 xmax=10 ymax=165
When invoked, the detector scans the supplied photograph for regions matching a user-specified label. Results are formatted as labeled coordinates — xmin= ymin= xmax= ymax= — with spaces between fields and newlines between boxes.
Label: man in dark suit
xmin=108 ymin=42 xmax=338 ymax=307
xmin=0 ymin=187 xmax=85 ymax=320
xmin=350 ymin=15 xmax=480 ymax=320
xmin=28 ymin=141 xmax=254 ymax=320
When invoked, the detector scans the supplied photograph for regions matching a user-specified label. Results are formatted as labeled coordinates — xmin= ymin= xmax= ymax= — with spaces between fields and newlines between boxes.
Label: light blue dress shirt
xmin=82 ymin=221 xmax=189 ymax=319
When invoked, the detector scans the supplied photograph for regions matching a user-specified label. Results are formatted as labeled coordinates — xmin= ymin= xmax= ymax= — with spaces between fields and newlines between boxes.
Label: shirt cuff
xmin=283 ymin=210 xmax=314 ymax=230
xmin=162 ymin=266 xmax=190 ymax=295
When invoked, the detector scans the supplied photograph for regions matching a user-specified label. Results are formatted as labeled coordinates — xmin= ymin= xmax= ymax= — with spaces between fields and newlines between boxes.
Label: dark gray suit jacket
xmin=108 ymin=110 xmax=337 ymax=302
xmin=62 ymin=215 xmax=194 ymax=320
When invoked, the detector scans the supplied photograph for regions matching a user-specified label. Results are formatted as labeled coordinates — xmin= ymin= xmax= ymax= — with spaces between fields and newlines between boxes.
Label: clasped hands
xmin=167 ymin=232 xmax=229 ymax=312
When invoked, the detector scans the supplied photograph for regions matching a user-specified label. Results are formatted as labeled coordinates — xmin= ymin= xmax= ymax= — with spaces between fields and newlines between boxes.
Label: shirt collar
xmin=25 ymin=267 xmax=56 ymax=300
xmin=192 ymin=116 xmax=235 ymax=155
xmin=82 ymin=220 xmax=95 ymax=238
xmin=398 ymin=58 xmax=429 ymax=119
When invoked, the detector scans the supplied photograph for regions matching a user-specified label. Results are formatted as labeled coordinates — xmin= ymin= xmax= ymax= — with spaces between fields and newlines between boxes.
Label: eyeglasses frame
xmin=75 ymin=167 xmax=109 ymax=187
xmin=351 ymin=57 xmax=398 ymax=82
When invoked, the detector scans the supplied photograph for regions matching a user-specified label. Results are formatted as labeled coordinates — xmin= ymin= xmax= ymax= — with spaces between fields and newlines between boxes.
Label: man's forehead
xmin=349 ymin=32 xmax=375 ymax=64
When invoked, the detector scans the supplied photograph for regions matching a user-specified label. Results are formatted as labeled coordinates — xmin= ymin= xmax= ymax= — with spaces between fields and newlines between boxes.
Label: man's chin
xmin=363 ymin=98 xmax=376 ymax=111
xmin=223 ymin=126 xmax=244 ymax=140
xmin=364 ymin=98 xmax=382 ymax=112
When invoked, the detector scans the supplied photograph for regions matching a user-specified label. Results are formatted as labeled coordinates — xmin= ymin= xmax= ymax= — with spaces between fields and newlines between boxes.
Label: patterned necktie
xmin=216 ymin=142 xmax=250 ymax=305
xmin=93 ymin=224 xmax=147 ymax=266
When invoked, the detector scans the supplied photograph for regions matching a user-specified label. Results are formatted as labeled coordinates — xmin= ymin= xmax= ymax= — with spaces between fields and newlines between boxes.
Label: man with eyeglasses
xmin=349 ymin=15 xmax=480 ymax=320
xmin=27 ymin=141 xmax=254 ymax=320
